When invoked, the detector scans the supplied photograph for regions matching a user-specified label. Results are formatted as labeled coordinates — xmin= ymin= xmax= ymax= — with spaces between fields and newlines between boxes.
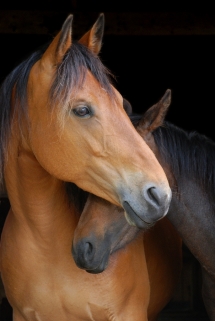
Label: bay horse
xmin=0 ymin=13 xmax=172 ymax=321
xmin=72 ymin=89 xmax=215 ymax=320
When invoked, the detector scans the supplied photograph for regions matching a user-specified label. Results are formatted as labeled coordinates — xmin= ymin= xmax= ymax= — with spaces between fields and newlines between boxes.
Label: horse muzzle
xmin=121 ymin=183 xmax=172 ymax=229
xmin=72 ymin=237 xmax=110 ymax=273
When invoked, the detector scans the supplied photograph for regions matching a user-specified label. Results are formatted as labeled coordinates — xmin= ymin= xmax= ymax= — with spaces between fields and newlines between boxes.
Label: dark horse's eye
xmin=73 ymin=106 xmax=91 ymax=118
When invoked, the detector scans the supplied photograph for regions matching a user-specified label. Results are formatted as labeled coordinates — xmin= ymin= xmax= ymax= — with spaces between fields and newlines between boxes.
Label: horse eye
xmin=72 ymin=106 xmax=91 ymax=118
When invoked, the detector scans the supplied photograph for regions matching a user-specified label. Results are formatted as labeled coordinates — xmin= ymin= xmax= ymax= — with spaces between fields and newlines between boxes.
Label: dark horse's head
xmin=72 ymin=194 xmax=140 ymax=273
xmin=72 ymin=90 xmax=172 ymax=273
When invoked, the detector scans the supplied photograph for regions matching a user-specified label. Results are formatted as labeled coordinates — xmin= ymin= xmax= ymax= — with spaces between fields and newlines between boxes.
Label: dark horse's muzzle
xmin=72 ymin=208 xmax=140 ymax=273
xmin=72 ymin=234 xmax=110 ymax=273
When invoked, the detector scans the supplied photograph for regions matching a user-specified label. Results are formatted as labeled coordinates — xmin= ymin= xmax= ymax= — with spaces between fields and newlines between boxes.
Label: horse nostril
xmin=145 ymin=186 xmax=161 ymax=208
xmin=84 ymin=241 xmax=93 ymax=260
xmin=72 ymin=239 xmax=95 ymax=269
xmin=121 ymin=185 xmax=171 ymax=228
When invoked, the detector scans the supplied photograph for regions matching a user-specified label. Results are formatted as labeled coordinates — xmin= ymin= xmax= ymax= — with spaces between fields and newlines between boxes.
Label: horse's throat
xmin=4 ymin=142 xmax=77 ymax=235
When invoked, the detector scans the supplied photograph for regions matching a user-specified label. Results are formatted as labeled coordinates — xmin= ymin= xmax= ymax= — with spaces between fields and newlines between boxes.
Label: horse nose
xmin=72 ymin=237 xmax=109 ymax=273
xmin=122 ymin=183 xmax=171 ymax=228
xmin=144 ymin=186 xmax=163 ymax=209
xmin=143 ymin=184 xmax=171 ymax=221
xmin=72 ymin=239 xmax=95 ymax=270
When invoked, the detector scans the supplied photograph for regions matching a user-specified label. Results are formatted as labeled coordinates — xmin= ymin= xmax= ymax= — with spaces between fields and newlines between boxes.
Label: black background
xmin=0 ymin=12 xmax=215 ymax=141
xmin=0 ymin=4 xmax=214 ymax=320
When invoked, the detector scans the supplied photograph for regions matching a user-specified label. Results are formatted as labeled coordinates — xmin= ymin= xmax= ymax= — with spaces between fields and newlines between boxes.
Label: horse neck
xmin=168 ymin=178 xmax=215 ymax=278
xmin=152 ymin=137 xmax=215 ymax=278
xmin=4 ymin=120 xmax=78 ymax=239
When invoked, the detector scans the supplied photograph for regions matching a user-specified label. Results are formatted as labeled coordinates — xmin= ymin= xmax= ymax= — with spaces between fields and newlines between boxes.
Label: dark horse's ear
xmin=123 ymin=98 xmax=133 ymax=115
xmin=78 ymin=13 xmax=104 ymax=55
xmin=41 ymin=14 xmax=73 ymax=68
xmin=137 ymin=89 xmax=171 ymax=137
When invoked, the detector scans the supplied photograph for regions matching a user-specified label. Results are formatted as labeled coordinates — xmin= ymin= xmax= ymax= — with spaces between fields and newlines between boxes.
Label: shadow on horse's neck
xmin=4 ymin=130 xmax=79 ymax=237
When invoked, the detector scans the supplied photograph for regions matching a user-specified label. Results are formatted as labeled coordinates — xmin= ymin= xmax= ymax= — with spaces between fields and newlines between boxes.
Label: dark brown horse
xmin=133 ymin=89 xmax=215 ymax=321
xmin=73 ymin=89 xmax=215 ymax=320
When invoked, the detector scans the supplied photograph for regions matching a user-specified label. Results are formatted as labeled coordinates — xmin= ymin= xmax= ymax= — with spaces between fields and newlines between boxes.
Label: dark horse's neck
xmin=153 ymin=121 xmax=215 ymax=279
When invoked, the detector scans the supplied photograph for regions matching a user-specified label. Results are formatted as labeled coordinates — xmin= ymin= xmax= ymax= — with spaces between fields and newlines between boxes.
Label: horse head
xmin=1 ymin=14 xmax=171 ymax=229
xmin=72 ymin=193 xmax=140 ymax=273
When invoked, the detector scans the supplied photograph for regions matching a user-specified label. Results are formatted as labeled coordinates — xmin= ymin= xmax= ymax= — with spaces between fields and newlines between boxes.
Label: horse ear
xmin=78 ymin=13 xmax=104 ymax=55
xmin=41 ymin=14 xmax=73 ymax=68
xmin=123 ymin=98 xmax=133 ymax=115
xmin=138 ymin=89 xmax=171 ymax=135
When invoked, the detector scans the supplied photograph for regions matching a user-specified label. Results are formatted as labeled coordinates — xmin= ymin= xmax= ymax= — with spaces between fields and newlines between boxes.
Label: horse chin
xmin=72 ymin=245 xmax=110 ymax=274
xmin=123 ymin=203 xmax=154 ymax=229
xmin=86 ymin=267 xmax=104 ymax=274
xmin=86 ymin=259 xmax=108 ymax=274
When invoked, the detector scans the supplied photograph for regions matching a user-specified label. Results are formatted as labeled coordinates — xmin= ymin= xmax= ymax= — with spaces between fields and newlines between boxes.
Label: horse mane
xmin=50 ymin=42 xmax=115 ymax=107
xmin=65 ymin=182 xmax=89 ymax=215
xmin=0 ymin=41 xmax=115 ymax=186
xmin=131 ymin=114 xmax=215 ymax=203
xmin=0 ymin=49 xmax=43 ymax=186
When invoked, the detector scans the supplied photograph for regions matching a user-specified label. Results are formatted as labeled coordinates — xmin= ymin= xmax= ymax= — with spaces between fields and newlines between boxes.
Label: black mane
xmin=65 ymin=182 xmax=88 ymax=215
xmin=0 ymin=41 xmax=115 ymax=186
xmin=131 ymin=114 xmax=215 ymax=201
xmin=50 ymin=42 xmax=114 ymax=107
xmin=0 ymin=49 xmax=42 ymax=185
